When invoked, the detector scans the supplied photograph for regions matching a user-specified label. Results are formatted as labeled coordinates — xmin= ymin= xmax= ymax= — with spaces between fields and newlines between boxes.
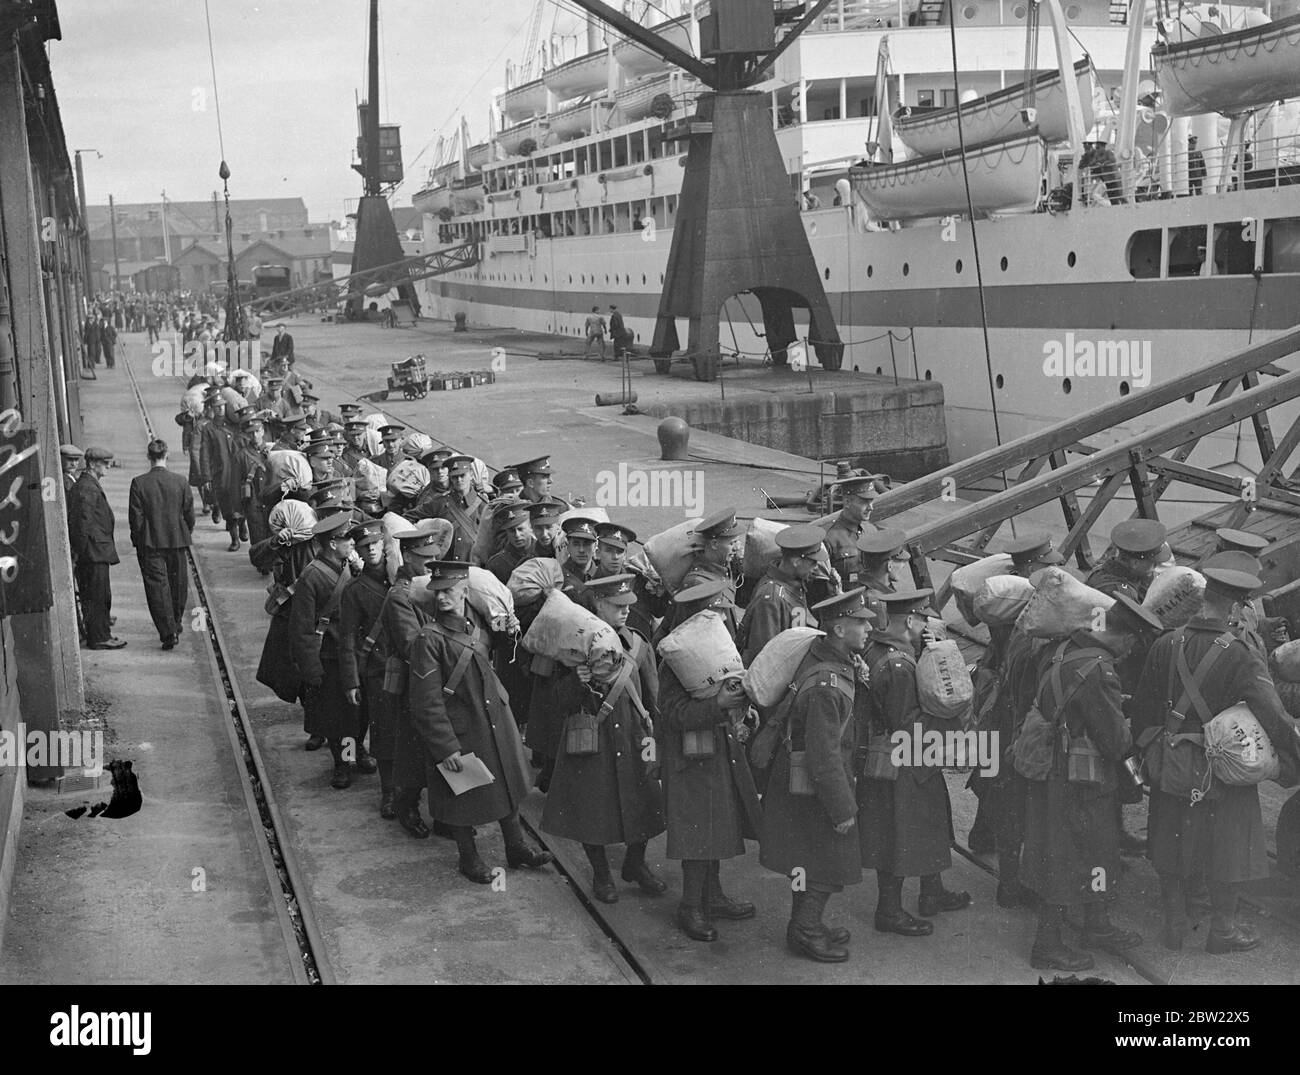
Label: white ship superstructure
xmin=413 ymin=0 xmax=1300 ymax=459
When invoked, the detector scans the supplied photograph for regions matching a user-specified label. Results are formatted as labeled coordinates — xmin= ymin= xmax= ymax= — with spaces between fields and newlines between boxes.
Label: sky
xmin=50 ymin=0 xmax=557 ymax=222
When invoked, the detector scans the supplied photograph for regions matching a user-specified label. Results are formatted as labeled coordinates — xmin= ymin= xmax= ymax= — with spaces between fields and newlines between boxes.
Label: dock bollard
xmin=453 ymin=312 xmax=467 ymax=332
xmin=658 ymin=416 xmax=690 ymax=460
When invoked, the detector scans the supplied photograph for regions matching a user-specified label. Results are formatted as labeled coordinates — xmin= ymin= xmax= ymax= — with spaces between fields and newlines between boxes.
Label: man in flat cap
xmin=1021 ymin=594 xmax=1161 ymax=971
xmin=71 ymin=447 xmax=125 ymax=649
xmin=60 ymin=443 xmax=84 ymax=500
xmin=823 ymin=475 xmax=881 ymax=591
xmin=417 ymin=455 xmax=484 ymax=562
xmin=760 ymin=587 xmax=874 ymax=962
xmin=1133 ymin=565 xmax=1300 ymax=955
xmin=541 ymin=573 xmax=665 ymax=903
xmin=338 ymin=520 xmax=400 ymax=818
xmin=129 ymin=439 xmax=195 ymax=650
xmin=737 ymin=524 xmax=825 ymax=665
xmin=407 ymin=560 xmax=553 ymax=883
xmin=659 ymin=579 xmax=760 ymax=942
xmin=858 ymin=588 xmax=969 ymax=935
xmin=291 ymin=512 xmax=370 ymax=789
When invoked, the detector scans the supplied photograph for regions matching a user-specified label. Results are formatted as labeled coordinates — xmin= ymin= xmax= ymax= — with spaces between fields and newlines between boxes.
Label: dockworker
xmin=338 ymin=520 xmax=400 ymax=818
xmin=71 ymin=446 xmax=125 ymax=650
xmin=128 ymin=438 xmax=194 ymax=651
xmin=822 ymin=474 xmax=880 ymax=589
xmin=1087 ymin=517 xmax=1168 ymax=855
xmin=373 ymin=424 xmax=406 ymax=471
xmin=60 ymin=443 xmax=84 ymax=500
xmin=966 ymin=531 xmax=1065 ymax=854
xmin=592 ymin=521 xmax=635 ymax=579
xmin=737 ymin=523 xmax=825 ymax=665
xmin=760 ymin=587 xmax=873 ymax=962
xmin=659 ymin=577 xmax=761 ymax=942
xmin=290 ymin=512 xmax=370 ymax=789
xmin=664 ymin=508 xmax=744 ymax=638
xmin=1021 ymin=594 xmax=1161 ymax=971
xmin=540 ymin=572 xmax=666 ymax=903
xmin=859 ymin=588 xmax=970 ymax=935
xmin=855 ymin=528 xmax=910 ymax=595
xmin=407 ymin=560 xmax=554 ymax=883
xmin=381 ymin=519 xmax=455 ymax=838
xmin=528 ymin=498 xmax=565 ymax=559
xmin=486 ymin=502 xmax=534 ymax=584
xmin=1133 ymin=565 xmax=1300 ymax=954
xmin=421 ymin=454 xmax=484 ymax=562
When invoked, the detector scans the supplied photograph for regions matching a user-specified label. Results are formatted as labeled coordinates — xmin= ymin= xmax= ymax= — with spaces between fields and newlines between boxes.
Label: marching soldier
xmin=407 ymin=561 xmax=554 ymax=884
xmin=338 ymin=520 xmax=399 ymax=817
xmin=737 ymin=524 xmax=825 ymax=664
xmin=290 ymin=512 xmax=371 ymax=789
xmin=822 ymin=474 xmax=880 ymax=590
xmin=420 ymin=455 xmax=484 ymax=562
xmin=760 ymin=588 xmax=874 ymax=962
xmin=71 ymin=446 xmax=126 ymax=650
xmin=269 ymin=411 xmax=309 ymax=453
xmin=541 ymin=573 xmax=666 ymax=903
xmin=381 ymin=520 xmax=455 ymax=838
xmin=1020 ymin=594 xmax=1160 ymax=971
xmin=1199 ymin=537 xmax=1284 ymax=655
xmin=1132 ymin=565 xmax=1300 ymax=954
xmin=592 ymin=522 xmax=635 ymax=578
xmin=659 ymin=577 xmax=761 ymax=942
xmin=859 ymin=589 xmax=970 ymax=936
xmin=663 ymin=508 xmax=744 ymax=638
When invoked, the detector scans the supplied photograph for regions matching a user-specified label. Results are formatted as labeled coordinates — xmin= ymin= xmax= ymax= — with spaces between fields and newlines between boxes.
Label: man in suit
xmin=82 ymin=317 xmax=101 ymax=368
xmin=129 ymin=438 xmax=195 ymax=650
xmin=71 ymin=446 xmax=125 ymax=649
xmin=100 ymin=317 xmax=117 ymax=369
xmin=608 ymin=304 xmax=632 ymax=358
xmin=269 ymin=324 xmax=294 ymax=371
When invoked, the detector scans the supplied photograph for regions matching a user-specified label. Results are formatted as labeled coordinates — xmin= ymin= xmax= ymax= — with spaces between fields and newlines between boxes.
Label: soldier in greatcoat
xmin=662 ymin=509 xmax=744 ymax=639
xmin=485 ymin=502 xmax=536 ymax=723
xmin=821 ymin=475 xmax=881 ymax=590
xmin=1132 ymin=566 xmax=1300 ymax=954
xmin=659 ymin=578 xmax=761 ymax=942
xmin=541 ymin=574 xmax=666 ymax=903
xmin=1020 ymin=594 xmax=1160 ymax=971
xmin=737 ymin=524 xmax=824 ymax=664
xmin=417 ymin=455 xmax=484 ymax=562
xmin=858 ymin=589 xmax=970 ymax=936
xmin=407 ymin=561 xmax=554 ymax=884
xmin=760 ymin=588 xmax=874 ymax=963
xmin=201 ymin=391 xmax=248 ymax=551
xmin=339 ymin=521 xmax=400 ymax=818
xmin=290 ymin=512 xmax=370 ymax=789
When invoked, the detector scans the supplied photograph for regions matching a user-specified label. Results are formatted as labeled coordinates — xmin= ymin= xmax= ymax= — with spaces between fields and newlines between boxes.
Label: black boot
xmin=395 ymin=788 xmax=430 ymax=839
xmin=787 ymin=889 xmax=848 ymax=963
xmin=378 ymin=761 xmax=396 ymax=819
xmin=1030 ymin=904 xmax=1094 ymax=971
xmin=1081 ymin=901 xmax=1143 ymax=952
xmin=501 ymin=812 xmax=553 ymax=869
xmin=1206 ymin=884 xmax=1259 ymax=953
xmin=586 ymin=844 xmax=618 ymax=904
xmin=454 ymin=826 xmax=492 ymax=884
xmin=329 ymin=742 xmax=351 ymax=789
xmin=353 ymin=742 xmax=378 ymax=775
xmin=676 ymin=860 xmax=716 ymax=941
xmin=967 ymin=801 xmax=996 ymax=854
xmin=238 ymin=519 xmax=249 ymax=541
xmin=305 ymin=734 xmax=325 ymax=751
xmin=620 ymin=841 xmax=667 ymax=895
xmin=918 ymin=873 xmax=972 ymax=917
xmin=705 ymin=860 xmax=755 ymax=920
xmin=227 ymin=525 xmax=240 ymax=552
xmin=874 ymin=872 xmax=932 ymax=936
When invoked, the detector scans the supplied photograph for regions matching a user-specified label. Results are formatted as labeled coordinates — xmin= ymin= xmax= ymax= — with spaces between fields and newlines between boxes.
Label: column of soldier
xmin=179 ymin=376 xmax=1300 ymax=973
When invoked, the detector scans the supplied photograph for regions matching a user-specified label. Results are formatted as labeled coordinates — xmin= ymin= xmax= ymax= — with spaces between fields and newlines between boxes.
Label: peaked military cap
xmin=562 ymin=516 xmax=599 ymax=541
xmin=1202 ymin=550 xmax=1263 ymax=577
xmin=493 ymin=468 xmax=524 ymax=492
xmin=528 ymin=498 xmax=565 ymax=523
xmin=673 ymin=577 xmax=734 ymax=610
xmin=856 ymin=527 xmax=909 ymax=559
xmin=1005 ymin=532 xmax=1065 ymax=567
xmin=1215 ymin=528 xmax=1269 ymax=555
xmin=694 ymin=508 xmax=742 ymax=541
xmin=494 ymin=502 xmax=531 ymax=527
xmin=377 ymin=424 xmax=405 ymax=438
xmin=1202 ymin=565 xmax=1262 ymax=596
xmin=870 ymin=588 xmax=938 ymax=618
xmin=834 ymin=474 xmax=884 ymax=498
xmin=445 ymin=454 xmax=475 ymax=476
xmin=427 ymin=560 xmax=471 ymax=590
xmin=776 ymin=524 xmax=829 ymax=560
xmin=344 ymin=419 xmax=369 ymax=431
xmin=517 ymin=455 xmax=553 ymax=477
xmin=596 ymin=522 xmax=637 ymax=549
xmin=349 ymin=520 xmax=384 ymax=548
xmin=586 ymin=573 xmax=637 ymax=606
xmin=812 ymin=586 xmax=874 ymax=621
xmin=1111 ymin=519 xmax=1167 ymax=555
xmin=311 ymin=511 xmax=354 ymax=537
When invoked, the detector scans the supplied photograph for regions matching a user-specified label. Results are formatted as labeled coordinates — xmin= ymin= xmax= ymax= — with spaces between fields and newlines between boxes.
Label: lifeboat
xmin=543 ymin=49 xmax=609 ymax=100
xmin=893 ymin=59 xmax=1093 ymax=156
xmin=499 ymin=77 xmax=548 ymax=125
xmin=1153 ymin=12 xmax=1300 ymax=117
xmin=851 ymin=132 xmax=1046 ymax=221
xmin=614 ymin=15 xmax=692 ymax=79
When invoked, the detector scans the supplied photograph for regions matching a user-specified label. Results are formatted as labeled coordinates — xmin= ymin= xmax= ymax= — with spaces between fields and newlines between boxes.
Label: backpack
xmin=1011 ymin=642 xmax=1107 ymax=782
xmin=748 ymin=659 xmax=852 ymax=795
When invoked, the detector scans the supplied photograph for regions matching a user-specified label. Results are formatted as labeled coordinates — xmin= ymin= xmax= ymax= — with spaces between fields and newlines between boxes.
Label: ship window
xmin=999 ymin=256 xmax=1008 ymax=271
xmin=1263 ymin=217 xmax=1300 ymax=273
xmin=1167 ymin=225 xmax=1207 ymax=278
xmin=924 ymin=369 xmax=932 ymax=380
xmin=1128 ymin=229 xmax=1161 ymax=278
xmin=955 ymin=259 xmax=963 ymax=273
xmin=902 ymin=262 xmax=910 ymax=276
xmin=1062 ymin=378 xmax=1072 ymax=394
xmin=1065 ymin=3 xmax=1081 ymax=17
xmin=1213 ymin=220 xmax=1254 ymax=275
xmin=867 ymin=265 xmax=873 ymax=277
xmin=824 ymin=267 xmax=831 ymax=280
xmin=1119 ymin=381 xmax=1130 ymax=396
xmin=614 ymin=138 xmax=628 ymax=168
xmin=642 ymin=274 xmax=646 ymax=285
xmin=995 ymin=374 xmax=1004 ymax=389
xmin=941 ymin=89 xmax=957 ymax=108
xmin=917 ymin=89 xmax=935 ymax=108
xmin=1067 ymin=251 xmax=1076 ymax=267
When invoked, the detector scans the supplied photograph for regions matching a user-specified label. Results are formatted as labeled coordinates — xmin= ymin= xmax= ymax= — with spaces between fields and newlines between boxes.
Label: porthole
xmin=1063 ymin=378 xmax=1073 ymax=394
xmin=1013 ymin=2 xmax=1027 ymax=15
xmin=1119 ymin=381 xmax=1130 ymax=396
xmin=1000 ymin=256 xmax=1008 ymax=271
xmin=867 ymin=265 xmax=873 ymax=278
xmin=544 ymin=275 xmax=548 ymax=283
xmin=642 ymin=274 xmax=646 ymax=285
xmin=1067 ymin=251 xmax=1076 ymax=268
xmin=824 ymin=267 xmax=831 ymax=280
xmin=924 ymin=369 xmax=932 ymax=380
xmin=569 ymin=274 xmax=573 ymax=283
xmin=955 ymin=259 xmax=963 ymax=273
xmin=903 ymin=262 xmax=910 ymax=276
xmin=581 ymin=275 xmax=586 ymax=284
xmin=962 ymin=4 xmax=978 ymax=18
xmin=605 ymin=274 xmax=610 ymax=285
xmin=660 ymin=273 xmax=664 ymax=284
xmin=1065 ymin=3 xmax=1081 ymax=17
xmin=995 ymin=374 xmax=1004 ymax=389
